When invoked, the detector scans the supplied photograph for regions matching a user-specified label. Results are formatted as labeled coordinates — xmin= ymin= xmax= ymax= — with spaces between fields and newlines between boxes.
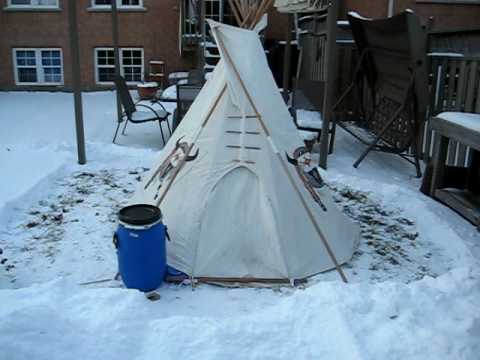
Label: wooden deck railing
xmin=422 ymin=54 xmax=480 ymax=166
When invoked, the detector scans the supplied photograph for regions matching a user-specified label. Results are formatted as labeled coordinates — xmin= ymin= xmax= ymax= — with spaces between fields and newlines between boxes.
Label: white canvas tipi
xmin=132 ymin=21 xmax=360 ymax=282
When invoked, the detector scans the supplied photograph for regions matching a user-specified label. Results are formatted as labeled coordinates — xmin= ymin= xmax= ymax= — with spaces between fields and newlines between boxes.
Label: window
xmin=94 ymin=48 xmax=144 ymax=84
xmin=91 ymin=0 xmax=143 ymax=8
xmin=8 ymin=0 xmax=59 ymax=8
xmin=205 ymin=0 xmax=235 ymax=24
xmin=13 ymin=48 xmax=63 ymax=85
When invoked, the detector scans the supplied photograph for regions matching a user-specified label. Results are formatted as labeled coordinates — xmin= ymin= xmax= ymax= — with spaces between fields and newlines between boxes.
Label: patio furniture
xmin=113 ymin=76 xmax=171 ymax=144
xmin=331 ymin=10 xmax=429 ymax=177
xmin=171 ymin=83 xmax=202 ymax=131
xmin=422 ymin=53 xmax=480 ymax=162
xmin=429 ymin=112 xmax=480 ymax=228
xmin=289 ymin=0 xmax=339 ymax=166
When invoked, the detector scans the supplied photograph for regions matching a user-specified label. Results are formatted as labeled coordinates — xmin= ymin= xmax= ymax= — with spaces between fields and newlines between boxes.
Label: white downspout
xmin=388 ymin=0 xmax=395 ymax=17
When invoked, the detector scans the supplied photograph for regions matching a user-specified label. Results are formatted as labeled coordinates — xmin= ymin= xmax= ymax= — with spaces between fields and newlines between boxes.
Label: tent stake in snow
xmin=212 ymin=27 xmax=348 ymax=283
xmin=68 ymin=0 xmax=86 ymax=165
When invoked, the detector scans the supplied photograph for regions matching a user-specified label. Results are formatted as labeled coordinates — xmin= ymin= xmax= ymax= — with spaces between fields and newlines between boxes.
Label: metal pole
xmin=200 ymin=0 xmax=206 ymax=75
xmin=282 ymin=13 xmax=293 ymax=102
xmin=319 ymin=0 xmax=339 ymax=169
xmin=68 ymin=0 xmax=86 ymax=164
xmin=111 ymin=0 xmax=123 ymax=126
xmin=387 ymin=0 xmax=395 ymax=17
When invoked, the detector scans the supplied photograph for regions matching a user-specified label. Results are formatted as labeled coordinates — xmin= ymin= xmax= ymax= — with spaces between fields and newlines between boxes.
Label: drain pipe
xmin=387 ymin=0 xmax=395 ymax=17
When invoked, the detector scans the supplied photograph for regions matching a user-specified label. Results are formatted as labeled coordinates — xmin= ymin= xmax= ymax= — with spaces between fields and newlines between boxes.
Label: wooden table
xmin=430 ymin=112 xmax=480 ymax=228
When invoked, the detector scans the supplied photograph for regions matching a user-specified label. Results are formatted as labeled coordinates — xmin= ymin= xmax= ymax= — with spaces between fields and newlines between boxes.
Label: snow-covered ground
xmin=0 ymin=92 xmax=479 ymax=359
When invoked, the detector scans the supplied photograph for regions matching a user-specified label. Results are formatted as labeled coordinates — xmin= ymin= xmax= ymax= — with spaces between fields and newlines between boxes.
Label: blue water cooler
xmin=114 ymin=204 xmax=167 ymax=292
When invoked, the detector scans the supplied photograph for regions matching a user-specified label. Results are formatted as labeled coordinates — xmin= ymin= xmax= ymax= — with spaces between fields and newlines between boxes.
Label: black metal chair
xmin=171 ymin=83 xmax=202 ymax=131
xmin=113 ymin=76 xmax=172 ymax=144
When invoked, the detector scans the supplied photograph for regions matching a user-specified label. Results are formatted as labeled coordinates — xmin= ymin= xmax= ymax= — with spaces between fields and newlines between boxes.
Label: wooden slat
xmin=431 ymin=116 xmax=480 ymax=151
xmin=465 ymin=61 xmax=478 ymax=112
xmin=457 ymin=144 xmax=468 ymax=167
xmin=446 ymin=59 xmax=457 ymax=110
xmin=423 ymin=59 xmax=440 ymax=160
xmin=455 ymin=59 xmax=467 ymax=112
xmin=429 ymin=58 xmax=440 ymax=116
xmin=435 ymin=58 xmax=448 ymax=114
xmin=475 ymin=62 xmax=480 ymax=113
xmin=446 ymin=140 xmax=458 ymax=166
xmin=446 ymin=59 xmax=458 ymax=164
xmin=435 ymin=188 xmax=480 ymax=227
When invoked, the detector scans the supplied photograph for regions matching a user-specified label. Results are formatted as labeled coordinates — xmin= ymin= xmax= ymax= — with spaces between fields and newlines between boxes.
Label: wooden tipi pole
xmin=213 ymin=29 xmax=348 ymax=283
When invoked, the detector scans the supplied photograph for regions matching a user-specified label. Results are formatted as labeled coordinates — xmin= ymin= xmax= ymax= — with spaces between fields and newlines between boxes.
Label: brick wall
xmin=0 ymin=0 xmax=194 ymax=90
xmin=0 ymin=0 xmax=289 ymax=91
xmin=1 ymin=0 xmax=478 ymax=91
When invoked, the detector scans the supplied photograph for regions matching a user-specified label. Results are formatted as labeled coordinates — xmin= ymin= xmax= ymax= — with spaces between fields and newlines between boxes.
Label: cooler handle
xmin=113 ymin=233 xmax=119 ymax=249
xmin=165 ymin=226 xmax=171 ymax=242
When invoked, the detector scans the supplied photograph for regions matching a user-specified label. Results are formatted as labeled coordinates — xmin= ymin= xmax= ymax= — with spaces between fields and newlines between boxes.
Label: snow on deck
xmin=0 ymin=91 xmax=479 ymax=359
xmin=437 ymin=111 xmax=480 ymax=133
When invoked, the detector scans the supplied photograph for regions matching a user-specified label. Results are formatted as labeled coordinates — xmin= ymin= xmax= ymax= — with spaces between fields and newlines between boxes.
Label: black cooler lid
xmin=118 ymin=204 xmax=162 ymax=226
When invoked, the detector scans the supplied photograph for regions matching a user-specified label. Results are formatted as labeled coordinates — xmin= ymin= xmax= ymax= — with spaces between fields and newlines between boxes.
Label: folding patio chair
xmin=331 ymin=10 xmax=428 ymax=177
xmin=289 ymin=0 xmax=339 ymax=166
xmin=113 ymin=76 xmax=171 ymax=144
xmin=171 ymin=83 xmax=202 ymax=131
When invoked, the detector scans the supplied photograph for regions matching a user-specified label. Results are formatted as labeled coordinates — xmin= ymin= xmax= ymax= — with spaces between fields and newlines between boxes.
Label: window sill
xmin=3 ymin=6 xmax=62 ymax=12
xmin=96 ymin=82 xmax=143 ymax=86
xmin=87 ymin=7 xmax=147 ymax=13
xmin=15 ymin=83 xmax=64 ymax=86
xmin=416 ymin=0 xmax=480 ymax=4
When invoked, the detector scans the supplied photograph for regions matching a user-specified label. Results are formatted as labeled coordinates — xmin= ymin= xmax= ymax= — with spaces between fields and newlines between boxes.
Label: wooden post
xmin=199 ymin=0 xmax=206 ymax=74
xmin=68 ymin=0 xmax=86 ymax=165
xmin=282 ymin=14 xmax=293 ymax=102
xmin=111 ymin=0 xmax=122 ymax=126
xmin=319 ymin=0 xmax=338 ymax=169
xmin=213 ymin=30 xmax=348 ymax=283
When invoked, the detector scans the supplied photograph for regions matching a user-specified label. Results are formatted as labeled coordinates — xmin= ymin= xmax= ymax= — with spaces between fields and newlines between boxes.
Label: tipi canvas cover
xmin=132 ymin=21 xmax=360 ymax=282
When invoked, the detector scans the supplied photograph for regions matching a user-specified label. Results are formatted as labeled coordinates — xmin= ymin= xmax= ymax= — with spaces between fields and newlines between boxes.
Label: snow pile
xmin=436 ymin=112 xmax=480 ymax=132
xmin=296 ymin=109 xmax=323 ymax=129
xmin=1 ymin=92 xmax=479 ymax=359
xmin=0 ymin=265 xmax=479 ymax=360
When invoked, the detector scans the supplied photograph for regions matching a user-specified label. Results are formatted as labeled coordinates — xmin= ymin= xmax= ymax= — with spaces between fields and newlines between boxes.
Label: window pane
xmin=121 ymin=0 xmax=140 ymax=5
xmin=98 ymin=67 xmax=115 ymax=82
xmin=122 ymin=49 xmax=142 ymax=66
xmin=44 ymin=67 xmax=61 ymax=82
xmin=38 ymin=0 xmax=57 ymax=5
xmin=97 ymin=49 xmax=114 ymax=65
xmin=16 ymin=50 xmax=36 ymax=66
xmin=11 ymin=0 xmax=32 ymax=5
xmin=95 ymin=0 xmax=111 ymax=5
xmin=12 ymin=0 xmax=58 ymax=5
xmin=18 ymin=68 xmax=37 ymax=83
xmin=124 ymin=67 xmax=141 ymax=82
xmin=41 ymin=50 xmax=61 ymax=66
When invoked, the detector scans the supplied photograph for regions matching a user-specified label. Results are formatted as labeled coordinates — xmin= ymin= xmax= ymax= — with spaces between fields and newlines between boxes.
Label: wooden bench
xmin=430 ymin=112 xmax=480 ymax=228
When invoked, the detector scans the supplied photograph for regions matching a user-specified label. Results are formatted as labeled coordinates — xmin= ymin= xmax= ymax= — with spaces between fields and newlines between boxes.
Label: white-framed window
xmin=7 ymin=0 xmax=59 ymax=8
xmin=94 ymin=47 xmax=144 ymax=84
xmin=90 ymin=0 xmax=143 ymax=8
xmin=13 ymin=48 xmax=63 ymax=85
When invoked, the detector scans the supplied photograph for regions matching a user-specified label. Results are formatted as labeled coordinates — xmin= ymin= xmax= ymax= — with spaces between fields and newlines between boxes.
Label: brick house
xmin=0 ymin=0 xmax=289 ymax=91
xmin=0 ymin=0 xmax=479 ymax=91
